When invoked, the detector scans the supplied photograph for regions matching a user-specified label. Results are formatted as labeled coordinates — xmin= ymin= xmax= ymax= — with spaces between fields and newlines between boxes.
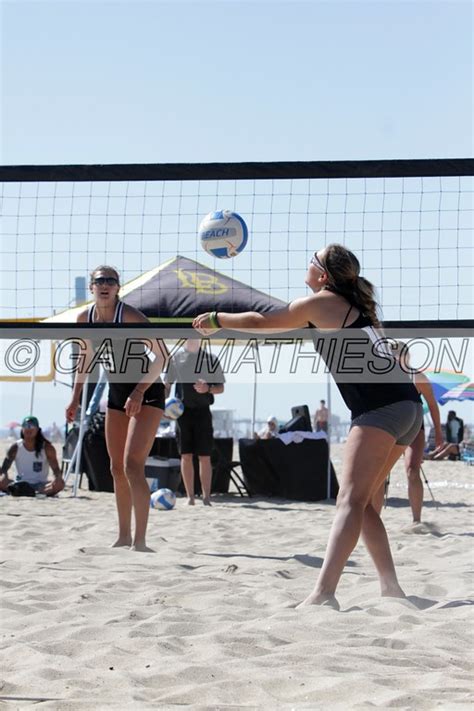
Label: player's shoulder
xmin=7 ymin=442 xmax=19 ymax=458
xmin=44 ymin=440 xmax=57 ymax=456
xmin=76 ymin=306 xmax=91 ymax=323
xmin=121 ymin=303 xmax=149 ymax=323
xmin=413 ymin=370 xmax=430 ymax=386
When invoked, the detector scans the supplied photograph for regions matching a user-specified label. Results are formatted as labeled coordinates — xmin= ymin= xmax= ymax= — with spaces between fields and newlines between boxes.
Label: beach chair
xmin=226 ymin=460 xmax=251 ymax=497
xmin=210 ymin=439 xmax=251 ymax=497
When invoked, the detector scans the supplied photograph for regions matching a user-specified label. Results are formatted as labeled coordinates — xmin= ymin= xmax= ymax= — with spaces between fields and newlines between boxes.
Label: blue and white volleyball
xmin=150 ymin=488 xmax=176 ymax=510
xmin=164 ymin=396 xmax=184 ymax=420
xmin=199 ymin=210 xmax=248 ymax=259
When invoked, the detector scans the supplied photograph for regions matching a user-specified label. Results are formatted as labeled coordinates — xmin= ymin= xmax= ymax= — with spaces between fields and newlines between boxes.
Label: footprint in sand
xmin=78 ymin=546 xmax=130 ymax=555
xmin=401 ymin=522 xmax=435 ymax=535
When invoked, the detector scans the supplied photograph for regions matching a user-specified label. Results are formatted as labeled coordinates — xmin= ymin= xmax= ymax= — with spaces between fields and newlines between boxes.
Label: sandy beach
xmin=1 ymin=441 xmax=473 ymax=710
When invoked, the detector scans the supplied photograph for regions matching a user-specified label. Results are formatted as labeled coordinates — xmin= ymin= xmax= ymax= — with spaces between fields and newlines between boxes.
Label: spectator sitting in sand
xmin=424 ymin=440 xmax=469 ymax=461
xmin=0 ymin=416 xmax=64 ymax=496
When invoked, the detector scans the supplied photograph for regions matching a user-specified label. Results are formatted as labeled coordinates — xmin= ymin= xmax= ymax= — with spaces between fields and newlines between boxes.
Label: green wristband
xmin=209 ymin=311 xmax=220 ymax=329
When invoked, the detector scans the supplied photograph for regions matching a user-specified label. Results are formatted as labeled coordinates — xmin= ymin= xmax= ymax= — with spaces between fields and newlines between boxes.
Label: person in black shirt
xmin=446 ymin=411 xmax=464 ymax=444
xmin=164 ymin=339 xmax=225 ymax=506
xmin=193 ymin=243 xmax=423 ymax=609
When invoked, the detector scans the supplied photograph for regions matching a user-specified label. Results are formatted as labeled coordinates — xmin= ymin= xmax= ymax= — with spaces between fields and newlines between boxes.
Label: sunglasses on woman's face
xmin=92 ymin=277 xmax=119 ymax=286
xmin=310 ymin=253 xmax=325 ymax=271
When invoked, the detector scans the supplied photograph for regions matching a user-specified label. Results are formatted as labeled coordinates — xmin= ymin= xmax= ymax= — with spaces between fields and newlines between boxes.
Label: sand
xmin=1 ymin=441 xmax=473 ymax=710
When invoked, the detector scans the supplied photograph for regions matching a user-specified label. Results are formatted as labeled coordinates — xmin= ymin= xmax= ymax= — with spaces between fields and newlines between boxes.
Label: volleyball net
xmin=0 ymin=159 xmax=472 ymax=383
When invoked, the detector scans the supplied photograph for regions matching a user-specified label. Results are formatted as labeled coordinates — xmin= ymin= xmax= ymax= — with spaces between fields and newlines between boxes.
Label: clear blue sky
xmin=3 ymin=0 xmax=472 ymax=164
xmin=1 ymin=0 xmax=473 ymax=427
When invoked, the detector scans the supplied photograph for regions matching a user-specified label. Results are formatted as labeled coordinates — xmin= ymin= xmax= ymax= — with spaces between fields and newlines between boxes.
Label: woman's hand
xmin=65 ymin=398 xmax=80 ymax=423
xmin=434 ymin=430 xmax=446 ymax=451
xmin=192 ymin=313 xmax=220 ymax=335
xmin=124 ymin=388 xmax=144 ymax=418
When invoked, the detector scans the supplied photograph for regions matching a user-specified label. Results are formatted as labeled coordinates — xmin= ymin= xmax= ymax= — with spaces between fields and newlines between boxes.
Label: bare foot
xmin=296 ymin=593 xmax=340 ymax=610
xmin=202 ymin=498 xmax=212 ymax=506
xmin=111 ymin=537 xmax=132 ymax=548
xmin=130 ymin=542 xmax=155 ymax=552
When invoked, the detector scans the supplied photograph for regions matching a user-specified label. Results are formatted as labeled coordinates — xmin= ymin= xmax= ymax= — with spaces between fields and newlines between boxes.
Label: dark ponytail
xmin=321 ymin=244 xmax=382 ymax=327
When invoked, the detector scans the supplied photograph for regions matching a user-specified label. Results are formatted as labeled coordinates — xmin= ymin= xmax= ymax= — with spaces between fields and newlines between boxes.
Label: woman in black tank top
xmin=65 ymin=266 xmax=166 ymax=552
xmin=193 ymin=243 xmax=423 ymax=608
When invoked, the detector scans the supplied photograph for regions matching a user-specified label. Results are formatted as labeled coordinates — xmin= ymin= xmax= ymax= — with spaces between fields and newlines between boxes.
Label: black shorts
xmin=350 ymin=401 xmax=424 ymax=446
xmin=176 ymin=407 xmax=213 ymax=456
xmin=107 ymin=381 xmax=165 ymax=412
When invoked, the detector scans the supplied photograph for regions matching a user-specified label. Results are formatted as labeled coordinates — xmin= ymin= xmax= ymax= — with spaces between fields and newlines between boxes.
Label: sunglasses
xmin=23 ymin=423 xmax=38 ymax=429
xmin=92 ymin=277 xmax=119 ymax=286
xmin=310 ymin=253 xmax=325 ymax=271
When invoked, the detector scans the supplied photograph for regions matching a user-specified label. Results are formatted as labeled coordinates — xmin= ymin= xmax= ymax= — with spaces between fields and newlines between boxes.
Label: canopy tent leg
xmin=63 ymin=377 xmax=89 ymax=497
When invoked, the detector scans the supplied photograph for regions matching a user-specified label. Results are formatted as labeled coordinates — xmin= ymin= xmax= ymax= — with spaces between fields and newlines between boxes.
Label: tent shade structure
xmin=44 ymin=256 xmax=287 ymax=323
xmin=439 ymin=381 xmax=474 ymax=403
xmin=44 ymin=257 xmax=288 ymax=496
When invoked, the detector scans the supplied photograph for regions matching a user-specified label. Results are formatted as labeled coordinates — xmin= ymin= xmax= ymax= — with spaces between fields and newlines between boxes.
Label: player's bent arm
xmin=70 ymin=310 xmax=97 ymax=398
xmin=415 ymin=375 xmax=444 ymax=445
xmin=194 ymin=296 xmax=318 ymax=334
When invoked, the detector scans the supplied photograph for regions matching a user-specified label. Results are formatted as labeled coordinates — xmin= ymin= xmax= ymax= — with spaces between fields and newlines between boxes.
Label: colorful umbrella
xmin=424 ymin=370 xmax=470 ymax=404
xmin=439 ymin=381 xmax=474 ymax=404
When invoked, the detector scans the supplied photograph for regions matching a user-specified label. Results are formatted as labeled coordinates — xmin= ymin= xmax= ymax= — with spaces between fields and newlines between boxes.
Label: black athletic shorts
xmin=176 ymin=407 xmax=213 ymax=456
xmin=107 ymin=381 xmax=165 ymax=412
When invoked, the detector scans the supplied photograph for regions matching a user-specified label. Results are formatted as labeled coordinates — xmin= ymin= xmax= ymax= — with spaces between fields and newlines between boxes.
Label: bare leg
xmin=124 ymin=406 xmax=163 ymax=552
xmin=181 ymin=453 xmax=195 ymax=505
xmin=431 ymin=443 xmax=458 ymax=460
xmin=361 ymin=505 xmax=405 ymax=597
xmin=405 ymin=428 xmax=425 ymax=522
xmin=297 ymin=426 xmax=401 ymax=608
xmin=198 ymin=455 xmax=212 ymax=505
xmin=371 ymin=480 xmax=386 ymax=516
xmin=362 ymin=443 xmax=407 ymax=596
xmin=106 ymin=409 xmax=133 ymax=547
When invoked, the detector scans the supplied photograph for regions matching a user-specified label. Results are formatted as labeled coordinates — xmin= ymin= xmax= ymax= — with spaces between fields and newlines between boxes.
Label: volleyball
xmin=164 ymin=396 xmax=184 ymax=420
xmin=150 ymin=488 xmax=176 ymax=510
xmin=198 ymin=210 xmax=248 ymax=259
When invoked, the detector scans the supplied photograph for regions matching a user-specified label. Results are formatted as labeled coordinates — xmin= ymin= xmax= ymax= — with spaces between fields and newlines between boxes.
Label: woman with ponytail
xmin=193 ymin=244 xmax=423 ymax=608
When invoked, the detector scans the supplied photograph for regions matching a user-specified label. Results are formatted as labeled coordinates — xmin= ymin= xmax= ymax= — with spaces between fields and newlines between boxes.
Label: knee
xmin=406 ymin=466 xmax=421 ymax=484
xmin=124 ymin=455 xmax=145 ymax=482
xmin=181 ymin=453 xmax=193 ymax=464
xmin=336 ymin=486 xmax=369 ymax=512
xmin=110 ymin=461 xmax=126 ymax=481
